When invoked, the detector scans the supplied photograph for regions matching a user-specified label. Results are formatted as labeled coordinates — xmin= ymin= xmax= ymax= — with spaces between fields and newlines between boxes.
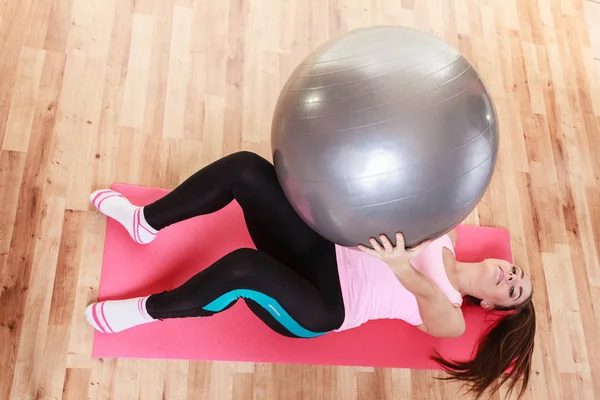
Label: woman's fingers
xmin=358 ymin=244 xmax=379 ymax=258
xmin=360 ymin=231 xmax=433 ymax=264
xmin=395 ymin=232 xmax=405 ymax=249
xmin=369 ymin=237 xmax=384 ymax=253
xmin=379 ymin=234 xmax=394 ymax=251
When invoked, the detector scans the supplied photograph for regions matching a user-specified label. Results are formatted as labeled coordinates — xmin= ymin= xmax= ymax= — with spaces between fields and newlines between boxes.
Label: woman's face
xmin=473 ymin=258 xmax=533 ymax=309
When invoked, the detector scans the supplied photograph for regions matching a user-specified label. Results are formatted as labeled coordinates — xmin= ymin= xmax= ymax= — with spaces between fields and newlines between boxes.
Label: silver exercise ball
xmin=271 ymin=26 xmax=498 ymax=248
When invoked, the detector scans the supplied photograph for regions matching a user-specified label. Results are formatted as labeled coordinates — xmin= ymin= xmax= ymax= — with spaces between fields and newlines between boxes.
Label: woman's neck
xmin=454 ymin=260 xmax=482 ymax=297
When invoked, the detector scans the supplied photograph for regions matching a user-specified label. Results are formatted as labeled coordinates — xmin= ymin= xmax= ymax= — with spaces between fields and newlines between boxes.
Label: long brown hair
xmin=431 ymin=294 xmax=536 ymax=399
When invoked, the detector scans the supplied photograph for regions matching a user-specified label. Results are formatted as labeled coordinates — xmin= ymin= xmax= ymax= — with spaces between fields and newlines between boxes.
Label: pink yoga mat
xmin=92 ymin=183 xmax=511 ymax=369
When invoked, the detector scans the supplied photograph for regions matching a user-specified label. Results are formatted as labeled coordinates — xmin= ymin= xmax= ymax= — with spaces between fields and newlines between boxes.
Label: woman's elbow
xmin=440 ymin=325 xmax=465 ymax=338
xmin=421 ymin=322 xmax=465 ymax=338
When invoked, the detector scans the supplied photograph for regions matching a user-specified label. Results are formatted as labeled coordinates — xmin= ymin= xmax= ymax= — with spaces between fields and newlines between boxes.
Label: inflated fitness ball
xmin=271 ymin=26 xmax=498 ymax=248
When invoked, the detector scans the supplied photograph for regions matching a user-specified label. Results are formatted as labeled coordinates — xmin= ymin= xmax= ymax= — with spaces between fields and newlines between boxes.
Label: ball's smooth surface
xmin=271 ymin=26 xmax=498 ymax=248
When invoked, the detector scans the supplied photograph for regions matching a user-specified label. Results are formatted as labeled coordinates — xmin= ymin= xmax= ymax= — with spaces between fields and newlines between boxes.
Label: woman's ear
xmin=480 ymin=300 xmax=495 ymax=310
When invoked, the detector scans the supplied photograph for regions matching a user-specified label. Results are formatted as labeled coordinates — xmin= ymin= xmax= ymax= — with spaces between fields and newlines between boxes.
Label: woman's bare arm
xmin=392 ymin=261 xmax=465 ymax=338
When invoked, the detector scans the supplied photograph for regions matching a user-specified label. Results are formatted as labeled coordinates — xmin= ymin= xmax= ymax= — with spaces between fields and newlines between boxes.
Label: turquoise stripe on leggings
xmin=202 ymin=289 xmax=329 ymax=338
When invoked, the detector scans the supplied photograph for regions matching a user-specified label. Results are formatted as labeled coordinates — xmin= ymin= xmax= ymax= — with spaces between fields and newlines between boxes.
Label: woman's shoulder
xmin=440 ymin=231 xmax=461 ymax=298
xmin=447 ymin=228 xmax=457 ymax=247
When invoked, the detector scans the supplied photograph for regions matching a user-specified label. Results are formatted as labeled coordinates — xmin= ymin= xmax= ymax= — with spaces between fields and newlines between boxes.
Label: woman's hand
xmin=358 ymin=232 xmax=432 ymax=269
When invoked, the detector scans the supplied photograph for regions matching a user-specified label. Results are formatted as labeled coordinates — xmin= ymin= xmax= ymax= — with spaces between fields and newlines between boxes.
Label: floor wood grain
xmin=1 ymin=0 xmax=599 ymax=399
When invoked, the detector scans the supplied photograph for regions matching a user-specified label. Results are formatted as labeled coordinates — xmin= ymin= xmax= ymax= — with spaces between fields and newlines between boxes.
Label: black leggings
xmin=143 ymin=151 xmax=345 ymax=338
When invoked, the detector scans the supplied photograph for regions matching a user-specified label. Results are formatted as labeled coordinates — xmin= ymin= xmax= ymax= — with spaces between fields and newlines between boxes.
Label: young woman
xmin=85 ymin=151 xmax=535 ymax=398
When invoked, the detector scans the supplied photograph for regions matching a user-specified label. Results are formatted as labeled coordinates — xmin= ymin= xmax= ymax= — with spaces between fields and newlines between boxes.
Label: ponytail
xmin=431 ymin=296 xmax=536 ymax=399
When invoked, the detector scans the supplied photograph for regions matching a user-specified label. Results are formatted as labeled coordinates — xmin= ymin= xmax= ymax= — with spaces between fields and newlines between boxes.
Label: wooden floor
xmin=1 ymin=0 xmax=600 ymax=399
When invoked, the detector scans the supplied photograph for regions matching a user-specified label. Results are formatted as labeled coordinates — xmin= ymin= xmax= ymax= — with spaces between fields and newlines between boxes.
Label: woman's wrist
xmin=388 ymin=259 xmax=413 ymax=274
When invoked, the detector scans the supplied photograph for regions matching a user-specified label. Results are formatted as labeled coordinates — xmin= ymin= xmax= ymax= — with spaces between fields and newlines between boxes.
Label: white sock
xmin=85 ymin=296 xmax=157 ymax=333
xmin=90 ymin=189 xmax=158 ymax=244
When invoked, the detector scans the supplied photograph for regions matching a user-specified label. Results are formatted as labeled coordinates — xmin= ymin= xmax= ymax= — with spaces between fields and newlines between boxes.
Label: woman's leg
xmin=143 ymin=151 xmax=326 ymax=261
xmin=85 ymin=247 xmax=345 ymax=338
xmin=91 ymin=151 xmax=327 ymax=262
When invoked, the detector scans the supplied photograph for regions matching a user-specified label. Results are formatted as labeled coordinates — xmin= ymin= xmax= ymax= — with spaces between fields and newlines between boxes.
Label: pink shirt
xmin=334 ymin=235 xmax=463 ymax=331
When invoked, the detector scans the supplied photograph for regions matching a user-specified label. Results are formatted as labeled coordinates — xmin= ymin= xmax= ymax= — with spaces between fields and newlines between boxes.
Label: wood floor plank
xmin=120 ymin=13 xmax=154 ymax=131
xmin=44 ymin=0 xmax=75 ymax=53
xmin=52 ymin=52 xmax=107 ymax=210
xmin=66 ymin=211 xmax=107 ymax=368
xmin=87 ymin=358 xmax=117 ymax=400
xmin=9 ymin=195 xmax=65 ymax=399
xmin=1 ymin=46 xmax=45 ymax=152
xmin=162 ymin=6 xmax=193 ymax=140
xmin=141 ymin=0 xmax=174 ymax=138
xmin=37 ymin=210 xmax=88 ymax=399
xmin=0 ymin=150 xmax=26 ymax=259
xmin=66 ymin=0 xmax=115 ymax=60
xmin=62 ymin=368 xmax=91 ymax=400
xmin=91 ymin=0 xmax=134 ymax=190
xmin=22 ymin=0 xmax=53 ymax=49
xmin=584 ymin=1 xmax=600 ymax=60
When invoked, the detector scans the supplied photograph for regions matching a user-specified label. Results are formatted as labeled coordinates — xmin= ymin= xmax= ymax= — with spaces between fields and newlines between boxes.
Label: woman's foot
xmin=90 ymin=189 xmax=158 ymax=244
xmin=85 ymin=296 xmax=157 ymax=333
